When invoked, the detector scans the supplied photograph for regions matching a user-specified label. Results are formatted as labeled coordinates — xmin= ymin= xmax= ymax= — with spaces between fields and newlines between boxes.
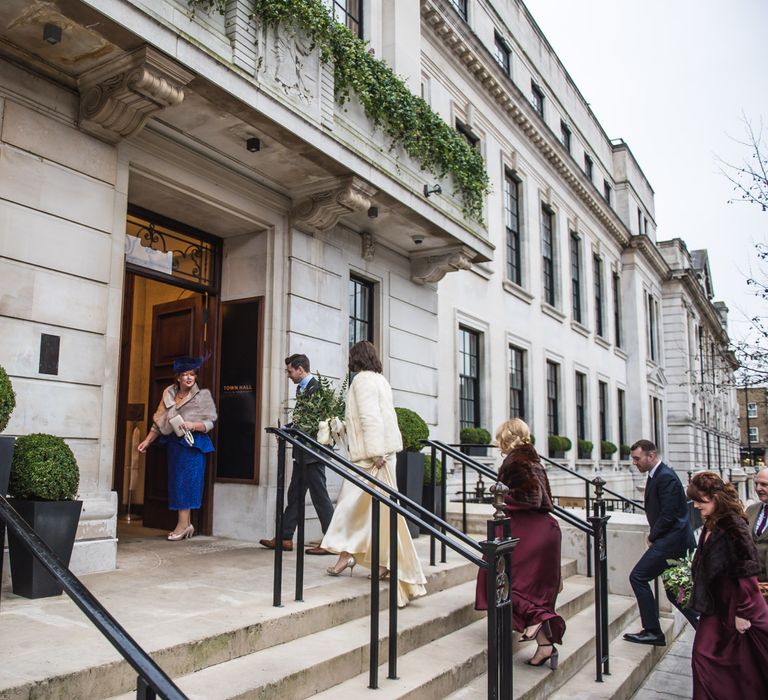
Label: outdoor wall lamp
xmin=246 ymin=137 xmax=260 ymax=153
xmin=43 ymin=24 xmax=62 ymax=45
xmin=367 ymin=206 xmax=378 ymax=218
xmin=423 ymin=183 xmax=442 ymax=198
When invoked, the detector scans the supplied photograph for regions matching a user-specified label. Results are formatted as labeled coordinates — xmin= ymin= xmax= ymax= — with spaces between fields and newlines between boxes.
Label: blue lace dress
xmin=160 ymin=432 xmax=214 ymax=510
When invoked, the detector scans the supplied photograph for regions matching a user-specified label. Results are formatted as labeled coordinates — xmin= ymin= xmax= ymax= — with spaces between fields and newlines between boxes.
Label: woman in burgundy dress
xmin=475 ymin=419 xmax=565 ymax=669
xmin=687 ymin=471 xmax=768 ymax=699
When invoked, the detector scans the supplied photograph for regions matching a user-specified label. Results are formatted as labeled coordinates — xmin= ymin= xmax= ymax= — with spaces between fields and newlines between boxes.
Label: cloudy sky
xmin=524 ymin=0 xmax=768 ymax=341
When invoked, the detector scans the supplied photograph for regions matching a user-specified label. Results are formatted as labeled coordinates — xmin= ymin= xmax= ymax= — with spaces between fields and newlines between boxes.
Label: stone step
xmin=320 ymin=593 xmax=637 ymax=699
xmin=109 ymin=562 xmax=587 ymax=700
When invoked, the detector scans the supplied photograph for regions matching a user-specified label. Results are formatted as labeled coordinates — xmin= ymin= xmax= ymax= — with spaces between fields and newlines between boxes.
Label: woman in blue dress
xmin=138 ymin=355 xmax=217 ymax=540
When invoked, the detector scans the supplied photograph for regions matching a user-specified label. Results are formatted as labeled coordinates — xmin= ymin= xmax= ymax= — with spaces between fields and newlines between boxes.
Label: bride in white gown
xmin=321 ymin=341 xmax=427 ymax=608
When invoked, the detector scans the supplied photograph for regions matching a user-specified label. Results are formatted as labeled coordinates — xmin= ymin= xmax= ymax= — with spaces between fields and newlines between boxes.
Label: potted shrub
xmin=420 ymin=454 xmax=444 ymax=534
xmin=577 ymin=439 xmax=593 ymax=460
xmin=395 ymin=407 xmax=429 ymax=538
xmin=601 ymin=440 xmax=618 ymax=460
xmin=459 ymin=427 xmax=492 ymax=456
xmin=620 ymin=444 xmax=631 ymax=460
xmin=548 ymin=435 xmax=571 ymax=459
xmin=7 ymin=433 xmax=82 ymax=598
xmin=0 ymin=364 xmax=16 ymax=496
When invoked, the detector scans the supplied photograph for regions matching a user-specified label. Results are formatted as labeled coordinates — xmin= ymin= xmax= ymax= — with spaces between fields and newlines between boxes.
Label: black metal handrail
xmin=424 ymin=439 xmax=612 ymax=682
xmin=0 ymin=495 xmax=186 ymax=700
xmin=267 ymin=427 xmax=517 ymax=698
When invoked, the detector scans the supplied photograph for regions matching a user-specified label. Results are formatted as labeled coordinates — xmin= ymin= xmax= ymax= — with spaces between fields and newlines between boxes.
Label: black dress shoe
xmin=623 ymin=629 xmax=666 ymax=646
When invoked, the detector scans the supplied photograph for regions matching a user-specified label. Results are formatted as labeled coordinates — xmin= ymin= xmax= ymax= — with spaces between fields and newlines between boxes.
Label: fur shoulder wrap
xmin=498 ymin=443 xmax=554 ymax=512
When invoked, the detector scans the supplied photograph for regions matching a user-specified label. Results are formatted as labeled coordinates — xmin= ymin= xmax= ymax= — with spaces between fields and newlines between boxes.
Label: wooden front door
xmin=143 ymin=296 xmax=209 ymax=530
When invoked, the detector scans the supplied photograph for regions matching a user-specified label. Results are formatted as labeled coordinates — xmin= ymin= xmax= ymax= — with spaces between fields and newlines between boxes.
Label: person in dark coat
xmin=475 ymin=418 xmax=565 ymax=670
xmin=687 ymin=471 xmax=768 ymax=699
xmin=624 ymin=439 xmax=698 ymax=646
xmin=260 ymin=354 xmax=335 ymax=554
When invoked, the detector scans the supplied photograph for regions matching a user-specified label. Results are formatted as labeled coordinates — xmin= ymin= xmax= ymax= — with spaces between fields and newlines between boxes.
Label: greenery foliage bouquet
xmin=291 ymin=374 xmax=347 ymax=445
xmin=661 ymin=550 xmax=695 ymax=608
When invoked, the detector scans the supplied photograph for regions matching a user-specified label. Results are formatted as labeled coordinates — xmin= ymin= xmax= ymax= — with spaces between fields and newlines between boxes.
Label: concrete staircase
xmin=0 ymin=530 xmax=683 ymax=700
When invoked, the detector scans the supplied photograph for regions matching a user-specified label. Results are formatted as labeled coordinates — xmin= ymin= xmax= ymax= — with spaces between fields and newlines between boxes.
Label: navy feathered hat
xmin=173 ymin=351 xmax=210 ymax=373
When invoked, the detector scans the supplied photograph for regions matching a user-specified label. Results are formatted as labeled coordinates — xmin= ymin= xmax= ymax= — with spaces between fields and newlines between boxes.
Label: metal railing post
xmin=462 ymin=458 xmax=468 ymax=533
xmin=137 ymin=676 xmax=156 ymax=700
xmin=440 ymin=448 xmax=447 ymax=563
xmin=273 ymin=435 xmax=287 ymax=607
xmin=429 ymin=444 xmax=437 ymax=567
xmin=369 ymin=498 xmax=381 ymax=689
xmin=585 ymin=480 xmax=592 ymax=577
xmin=388 ymin=495 xmax=399 ymax=680
xmin=295 ymin=443 xmax=305 ymax=602
xmin=588 ymin=476 xmax=610 ymax=682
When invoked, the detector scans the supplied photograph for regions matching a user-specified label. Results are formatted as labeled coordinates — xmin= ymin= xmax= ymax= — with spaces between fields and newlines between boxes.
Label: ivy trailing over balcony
xmin=187 ymin=0 xmax=489 ymax=223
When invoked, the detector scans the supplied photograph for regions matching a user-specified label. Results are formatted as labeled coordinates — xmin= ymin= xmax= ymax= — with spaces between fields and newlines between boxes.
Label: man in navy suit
xmin=624 ymin=439 xmax=698 ymax=645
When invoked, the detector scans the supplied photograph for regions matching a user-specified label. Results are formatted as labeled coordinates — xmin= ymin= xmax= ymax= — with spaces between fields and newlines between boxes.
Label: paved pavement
xmin=631 ymin=625 xmax=694 ymax=699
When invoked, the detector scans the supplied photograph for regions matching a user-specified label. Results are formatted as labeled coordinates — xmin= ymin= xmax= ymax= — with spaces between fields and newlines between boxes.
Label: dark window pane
xmin=542 ymin=206 xmax=555 ymax=306
xmin=349 ymin=276 xmax=374 ymax=346
xmin=459 ymin=327 xmax=481 ymax=429
xmin=505 ymin=173 xmax=522 ymax=284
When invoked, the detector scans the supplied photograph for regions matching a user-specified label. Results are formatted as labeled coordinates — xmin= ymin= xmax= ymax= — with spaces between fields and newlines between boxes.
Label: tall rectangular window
xmin=603 ymin=180 xmax=612 ymax=206
xmin=637 ymin=207 xmax=643 ymax=234
xmin=651 ymin=397 xmax=663 ymax=449
xmin=598 ymin=381 xmax=608 ymax=442
xmin=594 ymin=254 xmax=604 ymax=337
xmin=542 ymin=205 xmax=555 ymax=306
xmin=546 ymin=360 xmax=560 ymax=436
xmin=584 ymin=154 xmax=593 ymax=181
xmin=617 ymin=388 xmax=626 ymax=449
xmin=504 ymin=171 xmax=522 ymax=285
xmin=570 ymin=232 xmax=582 ymax=323
xmin=449 ymin=0 xmax=468 ymax=20
xmin=612 ymin=271 xmax=622 ymax=347
xmin=749 ymin=427 xmax=759 ymax=442
xmin=349 ymin=276 xmax=374 ymax=346
xmin=456 ymin=120 xmax=480 ymax=150
xmin=326 ymin=1 xmax=363 ymax=38
xmin=560 ymin=121 xmax=572 ymax=153
xmin=647 ymin=293 xmax=659 ymax=361
xmin=748 ymin=402 xmax=758 ymax=418
xmin=575 ymin=371 xmax=587 ymax=440
xmin=494 ymin=32 xmax=510 ymax=74
xmin=531 ymin=81 xmax=544 ymax=117
xmin=509 ymin=345 xmax=526 ymax=420
xmin=459 ymin=327 xmax=481 ymax=430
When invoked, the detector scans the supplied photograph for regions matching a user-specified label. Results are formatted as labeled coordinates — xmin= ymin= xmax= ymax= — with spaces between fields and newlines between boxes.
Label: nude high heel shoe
xmin=168 ymin=524 xmax=194 ymax=541
xmin=326 ymin=555 xmax=356 ymax=576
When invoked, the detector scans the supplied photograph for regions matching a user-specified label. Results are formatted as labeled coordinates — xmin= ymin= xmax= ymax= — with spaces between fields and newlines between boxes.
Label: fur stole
xmin=689 ymin=511 xmax=761 ymax=615
xmin=152 ymin=383 xmax=217 ymax=435
xmin=498 ymin=443 xmax=554 ymax=512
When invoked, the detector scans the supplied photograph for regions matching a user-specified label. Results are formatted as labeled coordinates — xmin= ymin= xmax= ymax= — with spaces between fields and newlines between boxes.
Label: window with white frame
xmin=324 ymin=0 xmax=364 ymax=38
xmin=749 ymin=426 xmax=759 ymax=442
xmin=603 ymin=180 xmax=612 ymax=207
xmin=449 ymin=0 xmax=468 ymax=21
xmin=612 ymin=271 xmax=622 ymax=347
xmin=546 ymin=360 xmax=561 ymax=437
xmin=594 ymin=254 xmax=605 ymax=338
xmin=459 ymin=326 xmax=481 ymax=430
xmin=575 ymin=371 xmax=587 ymax=441
xmin=541 ymin=204 xmax=556 ymax=306
xmin=584 ymin=154 xmax=593 ymax=181
xmin=748 ymin=402 xmax=758 ymax=419
xmin=570 ymin=232 xmax=582 ymax=323
xmin=494 ymin=31 xmax=510 ymax=74
xmin=504 ymin=170 xmax=523 ymax=285
xmin=598 ymin=380 xmax=609 ymax=442
xmin=560 ymin=121 xmax=571 ymax=153
xmin=646 ymin=292 xmax=660 ymax=362
xmin=509 ymin=345 xmax=526 ymax=420
xmin=617 ymin=388 xmax=626 ymax=449
xmin=531 ymin=81 xmax=544 ymax=117
xmin=349 ymin=275 xmax=374 ymax=346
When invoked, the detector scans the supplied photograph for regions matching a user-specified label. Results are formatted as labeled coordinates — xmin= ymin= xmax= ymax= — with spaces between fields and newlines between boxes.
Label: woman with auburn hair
xmin=321 ymin=341 xmax=426 ymax=608
xmin=687 ymin=471 xmax=768 ymax=698
xmin=475 ymin=418 xmax=565 ymax=669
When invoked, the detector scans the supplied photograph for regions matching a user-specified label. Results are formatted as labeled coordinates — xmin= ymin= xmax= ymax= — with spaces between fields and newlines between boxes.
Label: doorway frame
xmin=113 ymin=206 xmax=223 ymax=535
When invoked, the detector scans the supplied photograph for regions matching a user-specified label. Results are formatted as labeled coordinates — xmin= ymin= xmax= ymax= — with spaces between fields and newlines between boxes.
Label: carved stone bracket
xmin=361 ymin=231 xmax=375 ymax=261
xmin=78 ymin=46 xmax=194 ymax=143
xmin=410 ymin=245 xmax=475 ymax=285
xmin=291 ymin=177 xmax=377 ymax=232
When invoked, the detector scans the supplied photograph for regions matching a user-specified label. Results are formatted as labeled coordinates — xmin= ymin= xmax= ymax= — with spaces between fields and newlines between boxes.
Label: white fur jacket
xmin=345 ymin=371 xmax=403 ymax=463
xmin=152 ymin=383 xmax=217 ymax=435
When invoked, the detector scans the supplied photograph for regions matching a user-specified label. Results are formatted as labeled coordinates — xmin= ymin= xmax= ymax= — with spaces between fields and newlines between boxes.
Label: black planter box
xmin=420 ymin=484 xmax=444 ymax=534
xmin=8 ymin=499 xmax=82 ymax=598
xmin=0 ymin=435 xmax=14 ymax=496
xmin=395 ymin=452 xmax=425 ymax=538
xmin=460 ymin=445 xmax=488 ymax=457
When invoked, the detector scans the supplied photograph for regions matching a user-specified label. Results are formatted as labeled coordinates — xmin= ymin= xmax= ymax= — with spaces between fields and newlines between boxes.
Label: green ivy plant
xmin=187 ymin=0 xmax=489 ymax=223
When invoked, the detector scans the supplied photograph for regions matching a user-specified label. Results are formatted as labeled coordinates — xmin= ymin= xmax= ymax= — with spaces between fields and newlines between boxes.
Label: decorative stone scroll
xmin=410 ymin=245 xmax=475 ymax=285
xmin=291 ymin=177 xmax=377 ymax=232
xmin=78 ymin=46 xmax=194 ymax=144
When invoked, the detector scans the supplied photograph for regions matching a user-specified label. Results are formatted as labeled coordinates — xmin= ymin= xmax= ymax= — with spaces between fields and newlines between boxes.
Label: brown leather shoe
xmin=259 ymin=538 xmax=293 ymax=551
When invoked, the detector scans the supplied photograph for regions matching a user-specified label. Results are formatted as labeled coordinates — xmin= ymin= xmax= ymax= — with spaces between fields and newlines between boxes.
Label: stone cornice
xmin=421 ymin=0 xmax=630 ymax=249
xmin=668 ymin=268 xmax=730 ymax=345
xmin=410 ymin=245 xmax=474 ymax=284
xmin=291 ymin=176 xmax=377 ymax=232
xmin=626 ymin=235 xmax=670 ymax=279
xmin=78 ymin=46 xmax=193 ymax=144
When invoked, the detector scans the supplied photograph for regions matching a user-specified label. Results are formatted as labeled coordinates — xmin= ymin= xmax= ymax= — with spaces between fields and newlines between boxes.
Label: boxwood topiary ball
xmin=395 ymin=407 xmax=429 ymax=452
xmin=0 ymin=365 xmax=16 ymax=433
xmin=9 ymin=433 xmax=80 ymax=501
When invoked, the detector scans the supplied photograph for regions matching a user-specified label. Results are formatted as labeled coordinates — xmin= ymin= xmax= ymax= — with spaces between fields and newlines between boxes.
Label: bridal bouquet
xmin=292 ymin=374 xmax=347 ymax=446
xmin=661 ymin=549 xmax=695 ymax=607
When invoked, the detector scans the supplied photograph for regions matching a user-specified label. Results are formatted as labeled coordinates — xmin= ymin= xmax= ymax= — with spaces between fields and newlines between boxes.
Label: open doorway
xmin=114 ymin=208 xmax=221 ymax=535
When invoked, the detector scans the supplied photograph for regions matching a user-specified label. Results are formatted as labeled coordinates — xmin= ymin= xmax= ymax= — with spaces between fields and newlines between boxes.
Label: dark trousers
xmin=629 ymin=545 xmax=699 ymax=632
xmin=281 ymin=460 xmax=334 ymax=540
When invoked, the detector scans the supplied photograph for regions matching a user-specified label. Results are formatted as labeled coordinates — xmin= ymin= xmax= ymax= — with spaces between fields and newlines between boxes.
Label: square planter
xmin=395 ymin=452 xmax=425 ymax=538
xmin=7 ymin=499 xmax=82 ymax=598
xmin=460 ymin=445 xmax=488 ymax=457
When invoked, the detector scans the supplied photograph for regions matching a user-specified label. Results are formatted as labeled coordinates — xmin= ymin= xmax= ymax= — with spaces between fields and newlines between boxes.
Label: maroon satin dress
xmin=475 ymin=499 xmax=565 ymax=644
xmin=692 ymin=568 xmax=768 ymax=698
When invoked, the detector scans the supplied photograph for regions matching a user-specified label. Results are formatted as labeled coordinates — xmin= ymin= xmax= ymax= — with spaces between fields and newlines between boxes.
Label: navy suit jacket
xmin=644 ymin=463 xmax=695 ymax=554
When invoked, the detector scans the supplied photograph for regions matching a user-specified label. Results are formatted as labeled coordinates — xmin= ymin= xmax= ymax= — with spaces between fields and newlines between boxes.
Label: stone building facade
xmin=738 ymin=386 xmax=768 ymax=466
xmin=0 ymin=0 xmax=739 ymax=575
